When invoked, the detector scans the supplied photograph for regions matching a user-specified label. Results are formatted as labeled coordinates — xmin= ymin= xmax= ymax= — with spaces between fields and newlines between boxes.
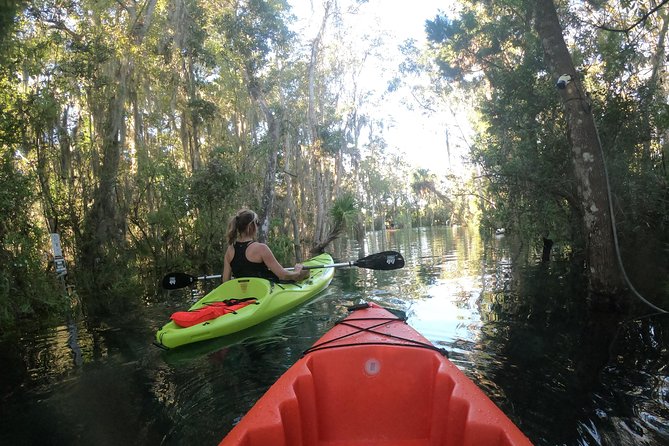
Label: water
xmin=0 ymin=226 xmax=667 ymax=445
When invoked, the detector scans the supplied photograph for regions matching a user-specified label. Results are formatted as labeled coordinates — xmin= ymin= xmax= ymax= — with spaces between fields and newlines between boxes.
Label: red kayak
xmin=220 ymin=302 xmax=533 ymax=446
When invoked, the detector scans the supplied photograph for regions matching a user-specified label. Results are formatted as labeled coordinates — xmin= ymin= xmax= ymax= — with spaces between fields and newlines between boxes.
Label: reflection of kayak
xmin=155 ymin=253 xmax=334 ymax=349
xmin=220 ymin=302 xmax=533 ymax=446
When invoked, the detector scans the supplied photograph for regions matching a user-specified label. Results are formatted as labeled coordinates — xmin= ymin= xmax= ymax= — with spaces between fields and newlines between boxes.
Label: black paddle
xmin=161 ymin=250 xmax=405 ymax=290
xmin=312 ymin=250 xmax=405 ymax=271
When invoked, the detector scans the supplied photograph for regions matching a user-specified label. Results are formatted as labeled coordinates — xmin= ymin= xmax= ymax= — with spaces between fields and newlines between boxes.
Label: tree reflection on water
xmin=0 ymin=226 xmax=666 ymax=445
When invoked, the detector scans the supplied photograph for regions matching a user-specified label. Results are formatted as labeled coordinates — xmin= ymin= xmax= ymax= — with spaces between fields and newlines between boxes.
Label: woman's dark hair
xmin=226 ymin=209 xmax=257 ymax=245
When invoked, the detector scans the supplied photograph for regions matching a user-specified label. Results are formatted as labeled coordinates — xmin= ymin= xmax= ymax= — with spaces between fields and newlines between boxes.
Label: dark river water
xmin=1 ymin=227 xmax=667 ymax=445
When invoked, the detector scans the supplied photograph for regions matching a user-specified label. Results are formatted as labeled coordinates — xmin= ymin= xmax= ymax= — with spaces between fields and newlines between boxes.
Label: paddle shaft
xmin=195 ymin=273 xmax=222 ymax=281
xmin=184 ymin=263 xmax=349 ymax=279
xmin=287 ymin=261 xmax=354 ymax=271
xmin=162 ymin=251 xmax=403 ymax=289
xmin=180 ymin=262 xmax=350 ymax=283
xmin=200 ymin=262 xmax=350 ymax=276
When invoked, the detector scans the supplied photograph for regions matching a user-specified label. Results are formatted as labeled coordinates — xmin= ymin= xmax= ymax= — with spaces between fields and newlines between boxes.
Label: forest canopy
xmin=0 ymin=0 xmax=667 ymax=325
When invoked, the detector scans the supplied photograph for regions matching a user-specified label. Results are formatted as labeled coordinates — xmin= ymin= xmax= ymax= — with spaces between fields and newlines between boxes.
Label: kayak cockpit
xmin=194 ymin=278 xmax=272 ymax=308
xmin=220 ymin=303 xmax=531 ymax=446
xmin=227 ymin=345 xmax=525 ymax=445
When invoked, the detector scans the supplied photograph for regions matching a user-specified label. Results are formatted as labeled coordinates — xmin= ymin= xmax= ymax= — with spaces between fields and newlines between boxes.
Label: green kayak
xmin=155 ymin=253 xmax=335 ymax=349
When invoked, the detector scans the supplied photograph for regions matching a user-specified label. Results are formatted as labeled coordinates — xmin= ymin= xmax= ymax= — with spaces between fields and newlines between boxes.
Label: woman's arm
xmin=258 ymin=244 xmax=310 ymax=281
xmin=222 ymin=246 xmax=234 ymax=282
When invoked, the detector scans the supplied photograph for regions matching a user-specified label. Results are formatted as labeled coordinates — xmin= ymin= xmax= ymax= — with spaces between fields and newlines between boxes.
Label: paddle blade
xmin=162 ymin=272 xmax=197 ymax=290
xmin=353 ymin=251 xmax=405 ymax=270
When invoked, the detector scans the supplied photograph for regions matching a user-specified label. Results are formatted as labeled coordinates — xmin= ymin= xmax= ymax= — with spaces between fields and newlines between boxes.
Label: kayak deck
xmin=220 ymin=303 xmax=532 ymax=446
xmin=156 ymin=253 xmax=334 ymax=349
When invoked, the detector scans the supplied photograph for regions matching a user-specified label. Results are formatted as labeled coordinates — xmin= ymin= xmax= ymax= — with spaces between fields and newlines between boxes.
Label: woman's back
xmin=231 ymin=241 xmax=277 ymax=280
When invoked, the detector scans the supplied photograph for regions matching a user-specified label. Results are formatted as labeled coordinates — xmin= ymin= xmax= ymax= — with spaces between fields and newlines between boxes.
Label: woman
xmin=222 ymin=209 xmax=310 ymax=282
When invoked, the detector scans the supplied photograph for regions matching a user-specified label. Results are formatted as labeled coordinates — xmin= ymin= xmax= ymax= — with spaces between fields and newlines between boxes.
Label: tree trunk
xmin=534 ymin=0 xmax=624 ymax=295
xmin=81 ymin=61 xmax=128 ymax=272
xmin=649 ymin=8 xmax=669 ymax=96
xmin=180 ymin=57 xmax=202 ymax=172
xmin=308 ymin=2 xmax=332 ymax=249
xmin=642 ymin=7 xmax=669 ymax=162
xmin=248 ymin=82 xmax=279 ymax=244
xmin=283 ymin=132 xmax=303 ymax=261
xmin=131 ymin=88 xmax=147 ymax=173
xmin=81 ymin=1 xmax=157 ymax=272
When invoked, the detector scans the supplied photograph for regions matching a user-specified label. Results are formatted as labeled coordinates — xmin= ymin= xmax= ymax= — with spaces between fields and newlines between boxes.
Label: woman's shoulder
xmin=247 ymin=241 xmax=271 ymax=256
xmin=249 ymin=241 xmax=270 ymax=251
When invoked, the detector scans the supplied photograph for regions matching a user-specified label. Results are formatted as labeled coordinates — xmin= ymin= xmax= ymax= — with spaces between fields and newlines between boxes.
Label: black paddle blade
xmin=353 ymin=251 xmax=405 ymax=270
xmin=162 ymin=272 xmax=197 ymax=290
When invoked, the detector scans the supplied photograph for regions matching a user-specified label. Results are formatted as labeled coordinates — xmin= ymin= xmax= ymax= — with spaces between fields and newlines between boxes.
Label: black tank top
xmin=230 ymin=241 xmax=278 ymax=280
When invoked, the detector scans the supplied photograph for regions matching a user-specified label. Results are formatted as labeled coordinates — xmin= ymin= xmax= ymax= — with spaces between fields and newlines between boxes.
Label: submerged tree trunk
xmin=534 ymin=0 xmax=624 ymax=296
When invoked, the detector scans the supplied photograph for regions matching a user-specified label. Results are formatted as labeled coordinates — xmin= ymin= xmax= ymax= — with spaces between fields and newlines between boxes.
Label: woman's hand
xmin=293 ymin=264 xmax=310 ymax=281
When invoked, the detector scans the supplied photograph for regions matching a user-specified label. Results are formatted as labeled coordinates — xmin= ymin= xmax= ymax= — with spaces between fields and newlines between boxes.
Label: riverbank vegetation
xmin=1 ymin=0 xmax=667 ymax=326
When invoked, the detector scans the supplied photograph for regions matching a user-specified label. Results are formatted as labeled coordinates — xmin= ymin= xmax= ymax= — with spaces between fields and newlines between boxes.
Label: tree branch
xmin=596 ymin=0 xmax=669 ymax=33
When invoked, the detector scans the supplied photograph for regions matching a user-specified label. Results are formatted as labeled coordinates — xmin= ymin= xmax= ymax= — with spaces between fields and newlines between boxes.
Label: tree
xmin=311 ymin=192 xmax=358 ymax=254
xmin=534 ymin=0 xmax=624 ymax=294
xmin=218 ymin=0 xmax=294 ymax=244
xmin=79 ymin=0 xmax=160 ymax=287
xmin=424 ymin=0 xmax=669 ymax=296
xmin=0 ymin=0 xmax=22 ymax=42
xmin=411 ymin=168 xmax=453 ymax=226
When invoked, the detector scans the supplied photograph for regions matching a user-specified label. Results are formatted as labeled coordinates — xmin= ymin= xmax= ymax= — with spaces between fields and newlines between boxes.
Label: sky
xmin=287 ymin=0 xmax=472 ymax=177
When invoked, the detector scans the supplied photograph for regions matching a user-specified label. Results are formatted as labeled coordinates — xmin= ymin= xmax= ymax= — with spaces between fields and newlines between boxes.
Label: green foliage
xmin=0 ymin=0 xmax=23 ymax=43
xmin=130 ymin=155 xmax=192 ymax=274
xmin=189 ymin=151 xmax=241 ymax=270
xmin=0 ymin=0 xmax=310 ymax=325
xmin=425 ymin=14 xmax=469 ymax=80
xmin=471 ymin=61 xmax=576 ymax=242
xmin=267 ymin=231 xmax=294 ymax=266
xmin=0 ymin=149 xmax=64 ymax=325
xmin=0 ymin=26 xmax=68 ymax=322
xmin=330 ymin=192 xmax=358 ymax=233
xmin=318 ymin=125 xmax=345 ymax=156
xmin=74 ymin=245 xmax=140 ymax=314
xmin=15 ymin=0 xmax=662 ymax=325
xmin=425 ymin=0 xmax=669 ymax=267
xmin=410 ymin=168 xmax=455 ymax=227
xmin=188 ymin=98 xmax=220 ymax=124
xmin=190 ymin=152 xmax=240 ymax=212
xmin=420 ymin=3 xmax=560 ymax=251
xmin=218 ymin=0 xmax=294 ymax=74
